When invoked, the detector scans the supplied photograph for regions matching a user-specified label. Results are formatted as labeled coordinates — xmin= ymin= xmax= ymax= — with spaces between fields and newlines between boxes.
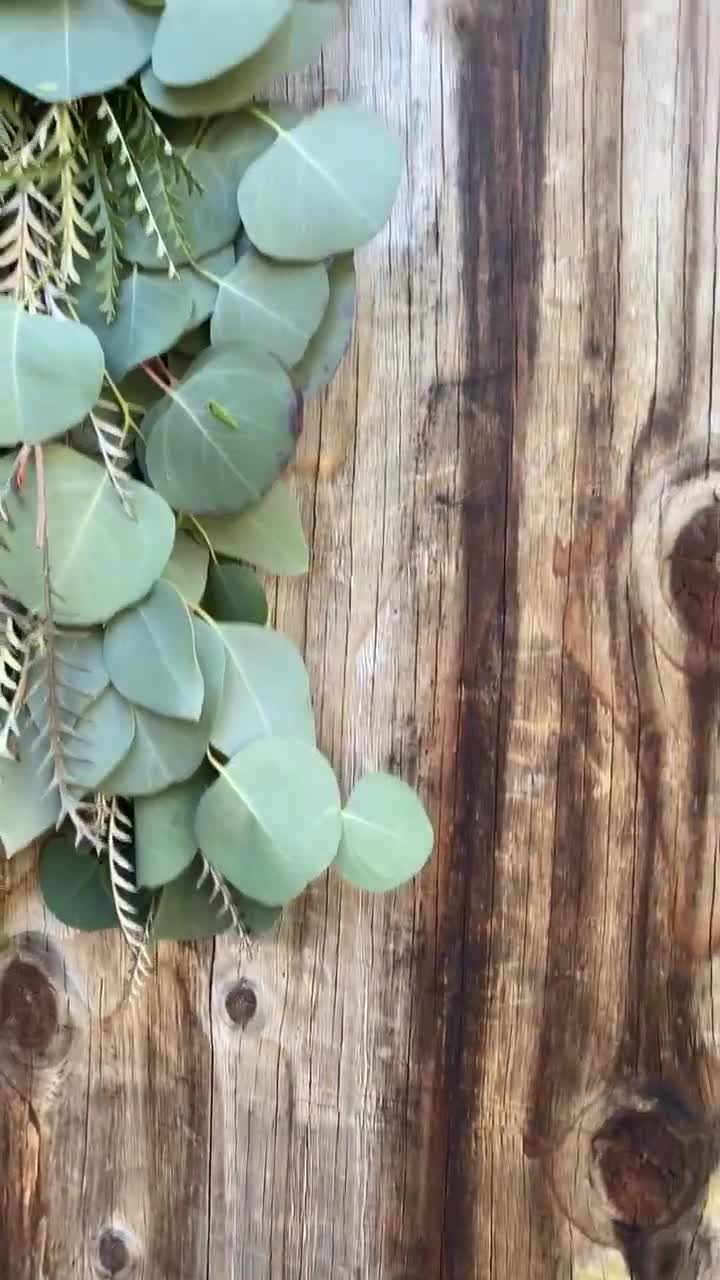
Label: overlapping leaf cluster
xmin=0 ymin=0 xmax=432 ymax=987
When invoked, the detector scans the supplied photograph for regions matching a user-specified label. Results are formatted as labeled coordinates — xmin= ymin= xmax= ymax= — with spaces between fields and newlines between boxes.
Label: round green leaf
xmin=210 ymin=623 xmax=315 ymax=758
xmin=122 ymin=143 xmax=240 ymax=268
xmin=178 ymin=248 xmax=235 ymax=328
xmin=134 ymin=766 xmax=212 ymax=888
xmin=195 ymin=737 xmax=342 ymax=905
xmin=152 ymin=0 xmax=292 ymax=86
xmin=0 ymin=445 xmax=176 ymax=626
xmin=238 ymin=105 xmax=402 ymax=261
xmin=144 ymin=345 xmax=299 ymax=515
xmin=62 ymin=686 xmax=135 ymax=790
xmin=291 ymin=254 xmax=356 ymax=395
xmin=74 ymin=265 xmax=194 ymax=381
xmin=334 ymin=773 xmax=434 ymax=892
xmin=101 ymin=617 xmax=224 ymax=796
xmin=0 ymin=300 xmax=105 ymax=446
xmin=104 ymin=580 xmax=204 ymax=722
xmin=153 ymin=859 xmax=231 ymax=940
xmin=0 ymin=718 xmax=61 ymax=857
xmin=194 ymin=480 xmax=309 ymax=576
xmin=27 ymin=630 xmax=108 ymax=728
xmin=0 ymin=0 xmax=157 ymax=102
xmin=162 ymin=531 xmax=209 ymax=604
xmin=40 ymin=839 xmax=118 ymax=932
xmin=203 ymin=563 xmax=268 ymax=625
xmin=142 ymin=3 xmax=337 ymax=118
xmin=211 ymin=252 xmax=329 ymax=367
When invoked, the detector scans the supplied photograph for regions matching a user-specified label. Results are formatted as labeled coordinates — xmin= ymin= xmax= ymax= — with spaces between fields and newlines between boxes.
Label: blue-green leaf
xmin=104 ymin=581 xmax=204 ymax=722
xmin=209 ymin=623 xmax=315 ymax=758
xmin=194 ymin=480 xmax=309 ymax=576
xmin=152 ymin=0 xmax=292 ymax=86
xmin=195 ymin=737 xmax=342 ymax=905
xmin=211 ymin=251 xmax=329 ymax=367
xmin=40 ymin=839 xmax=118 ymax=932
xmin=334 ymin=773 xmax=434 ymax=893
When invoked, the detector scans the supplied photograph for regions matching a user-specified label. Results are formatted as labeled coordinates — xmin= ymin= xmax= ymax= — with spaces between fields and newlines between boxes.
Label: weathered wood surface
xmin=3 ymin=1 xmax=720 ymax=1276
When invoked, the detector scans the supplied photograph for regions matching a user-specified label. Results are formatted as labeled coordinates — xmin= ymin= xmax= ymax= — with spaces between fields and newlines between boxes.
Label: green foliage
xmin=0 ymin=0 xmax=433 ymax=979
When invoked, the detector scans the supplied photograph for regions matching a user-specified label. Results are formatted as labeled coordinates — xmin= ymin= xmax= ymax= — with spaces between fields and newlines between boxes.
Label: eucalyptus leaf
xmin=178 ymin=247 xmax=235 ymax=328
xmin=152 ymin=0 xmax=292 ymax=86
xmin=40 ymin=839 xmax=118 ymax=932
xmin=74 ymin=265 xmax=194 ymax=381
xmin=134 ymin=766 xmax=212 ymax=888
xmin=162 ymin=531 xmax=209 ymax=604
xmin=104 ymin=580 xmax=203 ymax=722
xmin=0 ymin=445 xmax=176 ymax=626
xmin=152 ymin=859 xmax=232 ymax=941
xmin=291 ymin=254 xmax=356 ymax=395
xmin=203 ymin=106 xmax=302 ymax=186
xmin=62 ymin=685 xmax=135 ymax=790
xmin=210 ymin=624 xmax=315 ymax=758
xmin=0 ymin=300 xmax=105 ymax=445
xmin=142 ymin=3 xmax=338 ymax=118
xmin=101 ymin=616 xmax=224 ymax=796
xmin=334 ymin=773 xmax=434 ymax=892
xmin=203 ymin=563 xmax=268 ymax=625
xmin=0 ymin=718 xmax=61 ymax=857
xmin=211 ymin=251 xmax=329 ymax=367
xmin=0 ymin=0 xmax=157 ymax=102
xmin=144 ymin=345 xmax=299 ymax=515
xmin=195 ymin=737 xmax=342 ymax=905
xmin=238 ymin=105 xmax=402 ymax=261
xmin=195 ymin=481 xmax=309 ymax=576
xmin=27 ymin=630 xmax=108 ymax=728
xmin=122 ymin=141 xmax=240 ymax=268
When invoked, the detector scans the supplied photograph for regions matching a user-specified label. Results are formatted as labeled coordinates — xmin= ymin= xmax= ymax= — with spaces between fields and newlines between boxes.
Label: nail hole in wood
xmin=592 ymin=1108 xmax=691 ymax=1229
xmin=224 ymin=978 xmax=258 ymax=1030
xmin=669 ymin=506 xmax=720 ymax=651
xmin=0 ymin=958 xmax=57 ymax=1053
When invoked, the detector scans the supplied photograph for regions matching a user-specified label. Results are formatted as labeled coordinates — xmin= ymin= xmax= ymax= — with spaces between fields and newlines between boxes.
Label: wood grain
xmin=3 ymin=1 xmax=720 ymax=1276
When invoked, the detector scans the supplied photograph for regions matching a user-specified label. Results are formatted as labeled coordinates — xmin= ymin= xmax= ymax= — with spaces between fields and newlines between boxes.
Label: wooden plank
xmin=2 ymin=1 xmax=720 ymax=1277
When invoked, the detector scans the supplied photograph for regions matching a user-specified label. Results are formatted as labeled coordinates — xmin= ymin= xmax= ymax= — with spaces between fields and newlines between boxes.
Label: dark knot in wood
xmin=224 ymin=978 xmax=258 ymax=1030
xmin=591 ymin=1108 xmax=688 ymax=1229
xmin=0 ymin=958 xmax=57 ymax=1053
xmin=669 ymin=504 xmax=720 ymax=652
xmin=98 ymin=1230 xmax=129 ymax=1275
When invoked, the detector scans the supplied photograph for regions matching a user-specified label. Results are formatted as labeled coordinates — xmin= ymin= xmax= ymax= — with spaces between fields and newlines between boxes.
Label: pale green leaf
xmin=101 ymin=616 xmax=224 ymax=796
xmin=334 ymin=773 xmax=434 ymax=892
xmin=134 ymin=766 xmax=212 ymax=888
xmin=195 ymin=737 xmax=342 ymax=905
xmin=104 ymin=580 xmax=204 ymax=722
xmin=211 ymin=251 xmax=329 ymax=367
xmin=0 ymin=300 xmax=105 ymax=445
xmin=0 ymin=0 xmax=157 ymax=102
xmin=27 ymin=630 xmax=108 ymax=728
xmin=177 ymin=247 xmax=234 ymax=328
xmin=142 ymin=3 xmax=337 ymax=118
xmin=238 ymin=105 xmax=402 ymax=261
xmin=0 ymin=718 xmax=61 ymax=857
xmin=152 ymin=0 xmax=292 ymax=86
xmin=144 ymin=344 xmax=299 ymax=515
xmin=0 ymin=445 xmax=176 ymax=626
xmin=161 ymin=530 xmax=209 ymax=604
xmin=74 ymin=265 xmax=194 ymax=381
xmin=203 ymin=563 xmax=268 ymax=625
xmin=194 ymin=480 xmax=309 ymax=576
xmin=291 ymin=254 xmax=356 ymax=395
xmin=122 ymin=143 xmax=240 ymax=268
xmin=62 ymin=685 xmax=135 ymax=789
xmin=210 ymin=623 xmax=315 ymax=758
xmin=40 ymin=839 xmax=118 ymax=932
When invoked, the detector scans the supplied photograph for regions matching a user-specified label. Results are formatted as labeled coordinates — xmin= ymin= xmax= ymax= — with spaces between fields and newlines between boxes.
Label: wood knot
xmin=592 ymin=1108 xmax=689 ymax=1229
xmin=94 ymin=1224 xmax=141 ymax=1278
xmin=224 ymin=978 xmax=258 ymax=1030
xmin=631 ymin=457 xmax=720 ymax=673
xmin=668 ymin=506 xmax=720 ymax=652
xmin=0 ymin=958 xmax=57 ymax=1053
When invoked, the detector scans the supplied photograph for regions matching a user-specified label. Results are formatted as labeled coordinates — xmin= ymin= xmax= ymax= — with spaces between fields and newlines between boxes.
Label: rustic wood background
xmin=3 ymin=0 xmax=720 ymax=1276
